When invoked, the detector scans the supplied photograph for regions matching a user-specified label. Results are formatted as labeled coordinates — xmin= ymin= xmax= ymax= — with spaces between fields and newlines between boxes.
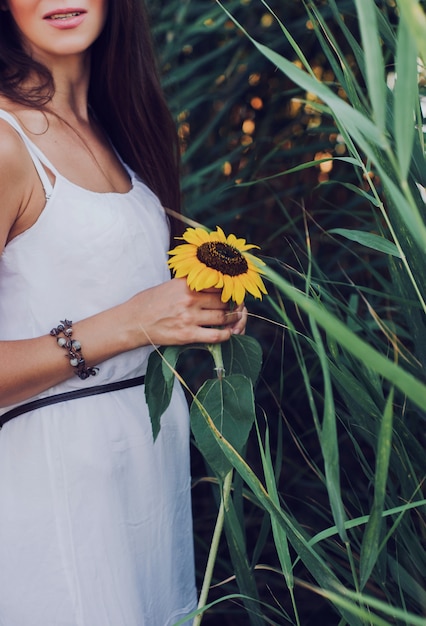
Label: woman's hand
xmin=0 ymin=279 xmax=248 ymax=406
xmin=123 ymin=278 xmax=246 ymax=348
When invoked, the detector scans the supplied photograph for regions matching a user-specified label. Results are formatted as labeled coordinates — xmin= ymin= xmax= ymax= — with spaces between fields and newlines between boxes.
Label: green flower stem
xmin=193 ymin=341 xmax=228 ymax=625
xmin=193 ymin=469 xmax=233 ymax=626
xmin=207 ymin=343 xmax=225 ymax=380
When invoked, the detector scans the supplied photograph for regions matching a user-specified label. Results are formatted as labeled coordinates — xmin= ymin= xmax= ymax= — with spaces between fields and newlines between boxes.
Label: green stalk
xmin=193 ymin=341 xmax=228 ymax=625
xmin=207 ymin=342 xmax=225 ymax=380
xmin=193 ymin=470 xmax=233 ymax=626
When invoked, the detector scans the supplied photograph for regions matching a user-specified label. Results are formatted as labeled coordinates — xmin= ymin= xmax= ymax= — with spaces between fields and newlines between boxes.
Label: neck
xmin=50 ymin=54 xmax=91 ymax=121
xmin=23 ymin=50 xmax=91 ymax=121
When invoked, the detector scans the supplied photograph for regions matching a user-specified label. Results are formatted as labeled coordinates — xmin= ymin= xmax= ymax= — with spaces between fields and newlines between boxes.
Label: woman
xmin=0 ymin=1 xmax=246 ymax=624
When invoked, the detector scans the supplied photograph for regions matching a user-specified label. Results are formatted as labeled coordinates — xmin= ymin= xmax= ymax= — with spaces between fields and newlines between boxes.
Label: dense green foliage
xmin=150 ymin=1 xmax=426 ymax=624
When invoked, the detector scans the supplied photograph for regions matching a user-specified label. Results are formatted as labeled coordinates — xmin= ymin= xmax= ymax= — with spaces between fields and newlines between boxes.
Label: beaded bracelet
xmin=50 ymin=319 xmax=99 ymax=380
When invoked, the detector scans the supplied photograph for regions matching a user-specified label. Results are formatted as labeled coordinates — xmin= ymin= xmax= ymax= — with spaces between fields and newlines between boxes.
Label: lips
xmin=43 ymin=8 xmax=87 ymax=20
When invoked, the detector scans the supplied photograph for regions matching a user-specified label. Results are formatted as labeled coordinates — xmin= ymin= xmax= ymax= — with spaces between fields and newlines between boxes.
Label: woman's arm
xmin=0 ymin=280 xmax=243 ymax=407
xmin=0 ymin=125 xmax=245 ymax=407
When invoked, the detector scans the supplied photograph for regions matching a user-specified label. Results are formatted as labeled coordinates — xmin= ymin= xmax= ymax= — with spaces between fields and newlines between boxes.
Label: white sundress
xmin=0 ymin=110 xmax=197 ymax=626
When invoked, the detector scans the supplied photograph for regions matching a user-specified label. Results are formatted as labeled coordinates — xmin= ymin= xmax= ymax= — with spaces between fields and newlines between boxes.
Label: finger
xmin=195 ymin=292 xmax=231 ymax=311
xmin=196 ymin=308 xmax=241 ymax=328
xmin=184 ymin=324 xmax=233 ymax=345
xmin=231 ymin=306 xmax=247 ymax=335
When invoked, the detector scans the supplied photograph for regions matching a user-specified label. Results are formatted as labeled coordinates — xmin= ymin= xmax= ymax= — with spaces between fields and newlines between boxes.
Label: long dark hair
xmin=0 ymin=1 xmax=182 ymax=234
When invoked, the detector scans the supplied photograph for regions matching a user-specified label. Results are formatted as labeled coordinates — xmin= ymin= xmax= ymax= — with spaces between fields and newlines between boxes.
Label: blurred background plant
xmin=149 ymin=0 xmax=426 ymax=624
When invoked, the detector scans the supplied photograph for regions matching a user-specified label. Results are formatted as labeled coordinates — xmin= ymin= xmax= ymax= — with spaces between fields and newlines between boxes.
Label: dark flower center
xmin=197 ymin=241 xmax=248 ymax=276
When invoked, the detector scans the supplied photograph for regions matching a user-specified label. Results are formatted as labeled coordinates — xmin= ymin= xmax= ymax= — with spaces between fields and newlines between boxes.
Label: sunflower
xmin=168 ymin=226 xmax=267 ymax=305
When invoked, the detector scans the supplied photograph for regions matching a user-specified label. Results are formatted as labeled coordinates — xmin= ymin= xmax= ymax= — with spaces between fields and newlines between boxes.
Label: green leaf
xmin=394 ymin=16 xmax=418 ymax=180
xmin=145 ymin=345 xmax=193 ymax=440
xmin=221 ymin=334 xmax=263 ymax=383
xmin=354 ymin=0 xmax=386 ymax=131
xmin=322 ymin=180 xmax=383 ymax=208
xmin=145 ymin=348 xmax=173 ymax=441
xmin=256 ymin=420 xmax=295 ymax=592
xmin=263 ymin=265 xmax=426 ymax=410
xmin=307 ymin=499 xmax=426 ymax=547
xmin=305 ymin=583 xmax=426 ymax=626
xmin=223 ymin=496 xmax=263 ymax=626
xmin=310 ymin=316 xmax=348 ymax=543
xmin=190 ymin=374 xmax=256 ymax=479
xmin=219 ymin=3 xmax=426 ymax=251
xmin=216 ymin=4 xmax=388 ymax=149
xmin=360 ymin=389 xmax=395 ymax=589
xmin=396 ymin=0 xmax=426 ymax=67
xmin=160 ymin=345 xmax=186 ymax=382
xmin=196 ymin=404 xmax=364 ymax=626
xmin=329 ymin=228 xmax=401 ymax=258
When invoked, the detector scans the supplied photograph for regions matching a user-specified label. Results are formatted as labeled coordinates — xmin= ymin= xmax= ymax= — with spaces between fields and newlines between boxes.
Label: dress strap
xmin=0 ymin=109 xmax=57 ymax=199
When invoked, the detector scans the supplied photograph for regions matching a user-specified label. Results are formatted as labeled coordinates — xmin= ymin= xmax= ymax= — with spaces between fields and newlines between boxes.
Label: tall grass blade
xmin=305 ymin=0 xmax=367 ymax=111
xmin=223 ymin=496 xmax=264 ymax=626
xmin=394 ymin=16 xmax=418 ymax=181
xmin=299 ymin=580 xmax=426 ymax=626
xmin=255 ymin=419 xmax=297 ymax=614
xmin=310 ymin=316 xmax=348 ymax=543
xmin=157 ymin=1 xmax=426 ymax=621
xmin=328 ymin=228 xmax=401 ymax=258
xmin=396 ymin=0 xmax=426 ymax=65
xmin=192 ymin=393 xmax=364 ymax=625
xmin=306 ymin=499 xmax=426 ymax=548
xmin=359 ymin=389 xmax=395 ymax=589
xmin=263 ymin=266 xmax=426 ymax=410
xmin=217 ymin=2 xmax=426 ymax=253
xmin=353 ymin=0 xmax=386 ymax=131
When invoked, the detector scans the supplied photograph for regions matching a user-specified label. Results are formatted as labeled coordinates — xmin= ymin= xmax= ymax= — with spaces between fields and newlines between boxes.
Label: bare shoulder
xmin=0 ymin=99 xmax=35 ymax=173
xmin=0 ymin=117 xmax=35 ymax=251
xmin=0 ymin=109 xmax=35 ymax=169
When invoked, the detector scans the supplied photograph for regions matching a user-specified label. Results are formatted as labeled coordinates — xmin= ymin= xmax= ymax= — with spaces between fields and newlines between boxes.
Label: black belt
xmin=0 ymin=375 xmax=146 ymax=429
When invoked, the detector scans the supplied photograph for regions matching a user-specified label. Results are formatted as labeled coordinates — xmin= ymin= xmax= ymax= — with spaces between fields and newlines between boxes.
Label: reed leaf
xmin=394 ymin=16 xmax=418 ymax=181
xmin=151 ymin=1 xmax=426 ymax=621
xmin=223 ymin=496 xmax=264 ymax=626
xmin=299 ymin=581 xmax=426 ymax=626
xmin=359 ymin=389 xmax=395 ymax=589
xmin=309 ymin=316 xmax=348 ymax=543
xmin=353 ymin=0 xmax=386 ymax=131
xmin=328 ymin=228 xmax=401 ymax=257
xmin=307 ymin=499 xmax=426 ymax=547
xmin=396 ymin=0 xmax=426 ymax=65
xmin=255 ymin=420 xmax=295 ymax=593
xmin=191 ymin=392 xmax=364 ymax=626
xmin=263 ymin=265 xmax=426 ymax=410
xmin=218 ymin=2 xmax=426 ymax=253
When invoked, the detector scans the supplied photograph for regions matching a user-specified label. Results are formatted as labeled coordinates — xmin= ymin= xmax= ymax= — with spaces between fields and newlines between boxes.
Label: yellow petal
xmin=168 ymin=244 xmax=197 ymax=257
xmin=232 ymin=278 xmax=246 ymax=305
xmin=182 ymin=227 xmax=210 ymax=246
xmin=173 ymin=266 xmax=194 ymax=279
xmin=186 ymin=262 xmax=209 ymax=287
xmin=221 ymin=274 xmax=235 ymax=303
xmin=193 ymin=267 xmax=221 ymax=291
xmin=239 ymin=273 xmax=262 ymax=299
xmin=214 ymin=273 xmax=224 ymax=289
xmin=211 ymin=226 xmax=227 ymax=242
xmin=226 ymin=233 xmax=247 ymax=250
xmin=168 ymin=253 xmax=197 ymax=266
xmin=240 ymin=243 xmax=260 ymax=252
xmin=245 ymin=270 xmax=267 ymax=295
xmin=169 ymin=257 xmax=200 ymax=274
xmin=245 ymin=252 xmax=266 ymax=268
